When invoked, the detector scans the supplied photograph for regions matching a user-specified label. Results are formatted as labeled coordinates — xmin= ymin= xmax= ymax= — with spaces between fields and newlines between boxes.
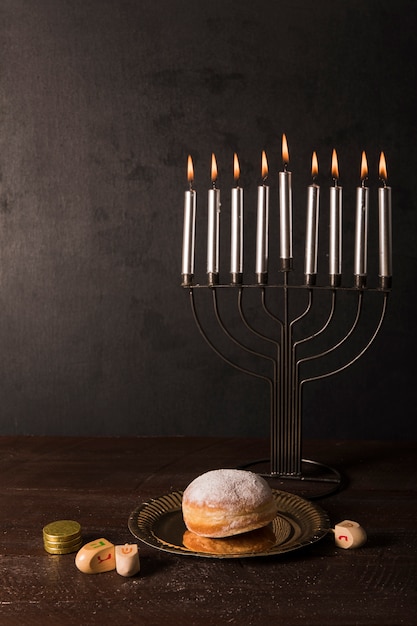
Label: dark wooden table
xmin=0 ymin=437 xmax=416 ymax=625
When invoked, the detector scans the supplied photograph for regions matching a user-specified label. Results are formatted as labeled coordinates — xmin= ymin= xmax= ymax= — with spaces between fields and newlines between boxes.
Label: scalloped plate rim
xmin=128 ymin=489 xmax=330 ymax=559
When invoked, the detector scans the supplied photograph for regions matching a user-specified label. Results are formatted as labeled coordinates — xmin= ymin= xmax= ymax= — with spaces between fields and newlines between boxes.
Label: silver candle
xmin=181 ymin=155 xmax=196 ymax=286
xmin=354 ymin=151 xmax=369 ymax=288
xmin=230 ymin=153 xmax=243 ymax=284
xmin=378 ymin=151 xmax=392 ymax=290
xmin=304 ymin=151 xmax=320 ymax=285
xmin=279 ymin=134 xmax=293 ymax=270
xmin=207 ymin=153 xmax=220 ymax=285
xmin=329 ymin=149 xmax=342 ymax=287
xmin=256 ymin=150 xmax=270 ymax=284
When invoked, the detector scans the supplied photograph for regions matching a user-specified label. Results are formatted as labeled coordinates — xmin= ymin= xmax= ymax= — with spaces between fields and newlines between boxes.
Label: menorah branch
xmin=186 ymin=283 xmax=389 ymax=497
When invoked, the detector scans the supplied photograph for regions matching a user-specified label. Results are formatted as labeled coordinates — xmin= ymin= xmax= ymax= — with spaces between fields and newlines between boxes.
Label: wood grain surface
xmin=0 ymin=437 xmax=416 ymax=625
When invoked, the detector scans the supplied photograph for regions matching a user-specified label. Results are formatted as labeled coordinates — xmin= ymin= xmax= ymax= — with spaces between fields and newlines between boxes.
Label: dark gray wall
xmin=0 ymin=0 xmax=415 ymax=439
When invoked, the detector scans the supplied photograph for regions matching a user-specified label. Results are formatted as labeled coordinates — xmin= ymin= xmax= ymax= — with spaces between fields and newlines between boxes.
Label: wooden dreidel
xmin=334 ymin=520 xmax=367 ymax=549
xmin=75 ymin=538 xmax=115 ymax=574
xmin=115 ymin=544 xmax=140 ymax=577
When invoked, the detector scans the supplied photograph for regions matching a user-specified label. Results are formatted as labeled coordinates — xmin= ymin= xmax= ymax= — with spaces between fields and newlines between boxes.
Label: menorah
xmin=181 ymin=139 xmax=392 ymax=497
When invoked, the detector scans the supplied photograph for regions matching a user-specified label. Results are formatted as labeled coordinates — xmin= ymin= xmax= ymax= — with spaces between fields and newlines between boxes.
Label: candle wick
xmin=189 ymin=181 xmax=193 ymax=191
xmin=283 ymin=163 xmax=288 ymax=172
xmin=361 ymin=178 xmax=367 ymax=188
xmin=333 ymin=177 xmax=338 ymax=187
xmin=212 ymin=181 xmax=217 ymax=189
xmin=262 ymin=175 xmax=268 ymax=184
xmin=380 ymin=178 xmax=387 ymax=189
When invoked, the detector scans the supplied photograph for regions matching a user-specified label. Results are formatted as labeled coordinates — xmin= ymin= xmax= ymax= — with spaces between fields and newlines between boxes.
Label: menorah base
xmin=237 ymin=458 xmax=343 ymax=499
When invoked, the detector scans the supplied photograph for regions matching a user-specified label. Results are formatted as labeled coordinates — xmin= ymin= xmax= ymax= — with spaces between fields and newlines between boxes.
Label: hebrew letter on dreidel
xmin=75 ymin=538 xmax=115 ymax=573
xmin=115 ymin=543 xmax=140 ymax=577
xmin=334 ymin=520 xmax=367 ymax=549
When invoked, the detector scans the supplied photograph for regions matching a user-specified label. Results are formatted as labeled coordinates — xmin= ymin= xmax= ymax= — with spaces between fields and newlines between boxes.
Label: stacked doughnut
xmin=182 ymin=469 xmax=277 ymax=553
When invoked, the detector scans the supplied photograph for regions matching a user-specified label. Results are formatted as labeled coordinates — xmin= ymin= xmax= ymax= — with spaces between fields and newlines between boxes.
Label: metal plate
xmin=128 ymin=489 xmax=330 ymax=559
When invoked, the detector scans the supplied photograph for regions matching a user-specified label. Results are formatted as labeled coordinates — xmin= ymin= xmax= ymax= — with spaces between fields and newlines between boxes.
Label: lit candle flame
xmin=361 ymin=151 xmax=368 ymax=182
xmin=331 ymin=149 xmax=339 ymax=182
xmin=379 ymin=151 xmax=387 ymax=182
xmin=282 ymin=133 xmax=289 ymax=167
xmin=187 ymin=155 xmax=194 ymax=184
xmin=211 ymin=153 xmax=218 ymax=184
xmin=234 ymin=152 xmax=240 ymax=183
xmin=261 ymin=150 xmax=268 ymax=180
xmin=311 ymin=151 xmax=319 ymax=179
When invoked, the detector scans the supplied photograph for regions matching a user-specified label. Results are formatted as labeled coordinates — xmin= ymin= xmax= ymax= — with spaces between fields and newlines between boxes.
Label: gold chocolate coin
xmin=43 ymin=540 xmax=83 ymax=555
xmin=43 ymin=520 xmax=81 ymax=542
xmin=43 ymin=520 xmax=82 ymax=554
xmin=44 ymin=536 xmax=83 ymax=549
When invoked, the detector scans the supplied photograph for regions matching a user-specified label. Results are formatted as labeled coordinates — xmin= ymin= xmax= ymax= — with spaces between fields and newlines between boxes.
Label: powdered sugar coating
xmin=183 ymin=469 xmax=273 ymax=510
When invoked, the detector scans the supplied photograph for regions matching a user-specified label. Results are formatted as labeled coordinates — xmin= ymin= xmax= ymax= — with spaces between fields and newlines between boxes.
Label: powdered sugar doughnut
xmin=182 ymin=469 xmax=277 ymax=538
